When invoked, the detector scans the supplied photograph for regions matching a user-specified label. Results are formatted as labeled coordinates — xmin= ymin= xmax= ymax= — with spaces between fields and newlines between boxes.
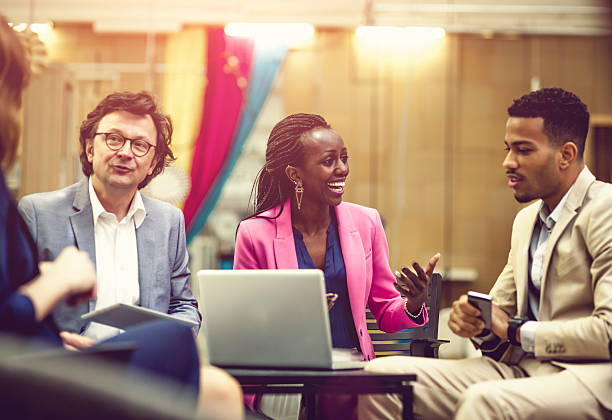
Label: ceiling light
xmin=93 ymin=21 xmax=181 ymax=33
xmin=224 ymin=23 xmax=314 ymax=47
xmin=355 ymin=25 xmax=445 ymax=49
xmin=9 ymin=22 xmax=54 ymax=43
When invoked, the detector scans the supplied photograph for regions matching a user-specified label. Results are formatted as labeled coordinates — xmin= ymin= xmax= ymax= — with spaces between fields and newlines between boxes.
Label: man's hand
xmin=60 ymin=331 xmax=96 ymax=351
xmin=490 ymin=303 xmax=510 ymax=341
xmin=395 ymin=253 xmax=440 ymax=314
xmin=448 ymin=294 xmax=485 ymax=337
xmin=449 ymin=294 xmax=511 ymax=340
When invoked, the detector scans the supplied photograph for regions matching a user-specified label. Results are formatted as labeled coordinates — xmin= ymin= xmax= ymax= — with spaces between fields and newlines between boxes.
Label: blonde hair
xmin=0 ymin=15 xmax=30 ymax=171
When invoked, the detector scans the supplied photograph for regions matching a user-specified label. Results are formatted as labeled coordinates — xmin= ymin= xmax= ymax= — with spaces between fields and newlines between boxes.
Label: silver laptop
xmin=197 ymin=269 xmax=364 ymax=370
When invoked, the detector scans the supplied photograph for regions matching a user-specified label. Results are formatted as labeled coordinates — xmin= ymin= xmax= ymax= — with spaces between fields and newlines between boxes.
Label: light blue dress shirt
xmin=520 ymin=185 xmax=574 ymax=352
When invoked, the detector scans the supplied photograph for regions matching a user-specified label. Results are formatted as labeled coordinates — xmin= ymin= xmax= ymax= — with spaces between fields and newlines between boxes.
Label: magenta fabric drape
xmin=183 ymin=28 xmax=254 ymax=232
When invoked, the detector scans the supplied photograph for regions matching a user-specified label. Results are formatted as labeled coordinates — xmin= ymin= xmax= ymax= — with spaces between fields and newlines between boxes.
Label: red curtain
xmin=183 ymin=28 xmax=254 ymax=233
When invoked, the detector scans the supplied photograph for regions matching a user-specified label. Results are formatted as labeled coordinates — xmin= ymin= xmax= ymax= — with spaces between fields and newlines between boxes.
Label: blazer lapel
xmin=272 ymin=198 xmax=299 ymax=269
xmin=136 ymin=203 xmax=156 ymax=308
xmin=335 ymin=203 xmax=366 ymax=320
xmin=515 ymin=205 xmax=540 ymax=317
xmin=539 ymin=168 xmax=595 ymax=312
xmin=69 ymin=178 xmax=96 ymax=311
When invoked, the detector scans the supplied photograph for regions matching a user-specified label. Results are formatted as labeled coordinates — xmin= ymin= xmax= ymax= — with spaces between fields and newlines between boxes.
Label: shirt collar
xmin=130 ymin=190 xmax=146 ymax=228
xmin=88 ymin=177 xmax=146 ymax=228
xmin=538 ymin=183 xmax=574 ymax=230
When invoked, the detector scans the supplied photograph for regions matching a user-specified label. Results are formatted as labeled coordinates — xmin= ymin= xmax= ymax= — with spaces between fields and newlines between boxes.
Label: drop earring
xmin=294 ymin=179 xmax=304 ymax=211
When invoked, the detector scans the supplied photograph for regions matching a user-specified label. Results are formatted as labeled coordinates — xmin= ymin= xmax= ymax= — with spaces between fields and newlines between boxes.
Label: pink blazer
xmin=234 ymin=197 xmax=428 ymax=362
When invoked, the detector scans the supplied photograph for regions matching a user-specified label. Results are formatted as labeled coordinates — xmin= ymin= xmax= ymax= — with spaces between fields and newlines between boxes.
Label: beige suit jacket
xmin=489 ymin=167 xmax=612 ymax=409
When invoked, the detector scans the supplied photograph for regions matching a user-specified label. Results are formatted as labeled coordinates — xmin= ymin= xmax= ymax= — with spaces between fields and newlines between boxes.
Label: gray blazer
xmin=18 ymin=177 xmax=202 ymax=334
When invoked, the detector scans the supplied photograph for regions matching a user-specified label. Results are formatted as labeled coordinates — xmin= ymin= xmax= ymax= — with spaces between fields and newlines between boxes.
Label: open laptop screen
xmin=198 ymin=269 xmax=337 ymax=369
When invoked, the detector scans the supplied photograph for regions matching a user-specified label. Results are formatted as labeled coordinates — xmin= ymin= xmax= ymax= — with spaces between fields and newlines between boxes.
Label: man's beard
xmin=513 ymin=192 xmax=534 ymax=203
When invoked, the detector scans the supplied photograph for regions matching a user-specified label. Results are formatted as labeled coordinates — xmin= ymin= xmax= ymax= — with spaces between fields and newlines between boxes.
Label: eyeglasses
xmin=95 ymin=132 xmax=156 ymax=157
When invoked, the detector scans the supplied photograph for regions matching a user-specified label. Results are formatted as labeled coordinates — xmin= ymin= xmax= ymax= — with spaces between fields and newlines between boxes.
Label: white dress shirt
xmin=84 ymin=177 xmax=146 ymax=342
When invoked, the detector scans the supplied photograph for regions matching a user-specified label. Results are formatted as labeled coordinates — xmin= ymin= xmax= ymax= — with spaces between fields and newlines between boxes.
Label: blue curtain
xmin=186 ymin=43 xmax=288 ymax=244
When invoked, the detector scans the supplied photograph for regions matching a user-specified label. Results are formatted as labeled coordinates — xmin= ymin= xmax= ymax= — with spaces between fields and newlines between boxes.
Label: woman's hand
xmin=39 ymin=247 xmax=97 ymax=304
xmin=20 ymin=246 xmax=97 ymax=321
xmin=395 ymin=253 xmax=440 ymax=314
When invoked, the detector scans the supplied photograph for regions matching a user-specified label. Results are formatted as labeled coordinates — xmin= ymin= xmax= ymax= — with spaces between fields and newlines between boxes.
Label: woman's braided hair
xmin=247 ymin=113 xmax=331 ymax=220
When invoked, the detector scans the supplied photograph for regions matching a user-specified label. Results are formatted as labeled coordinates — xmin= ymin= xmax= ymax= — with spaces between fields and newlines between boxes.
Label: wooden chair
xmin=366 ymin=273 xmax=448 ymax=358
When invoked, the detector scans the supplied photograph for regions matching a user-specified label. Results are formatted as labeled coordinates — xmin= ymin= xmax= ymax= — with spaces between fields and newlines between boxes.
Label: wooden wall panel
xmin=20 ymin=64 xmax=76 ymax=197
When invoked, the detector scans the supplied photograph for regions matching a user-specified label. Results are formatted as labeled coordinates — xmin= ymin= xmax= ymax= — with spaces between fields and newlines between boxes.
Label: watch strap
xmin=508 ymin=317 xmax=527 ymax=346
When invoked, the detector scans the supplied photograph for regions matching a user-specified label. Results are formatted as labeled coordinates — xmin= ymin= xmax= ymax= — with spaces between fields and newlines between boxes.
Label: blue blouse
xmin=292 ymin=211 xmax=360 ymax=349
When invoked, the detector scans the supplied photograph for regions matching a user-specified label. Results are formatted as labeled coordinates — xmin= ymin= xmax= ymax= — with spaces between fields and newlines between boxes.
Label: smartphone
xmin=467 ymin=291 xmax=492 ymax=330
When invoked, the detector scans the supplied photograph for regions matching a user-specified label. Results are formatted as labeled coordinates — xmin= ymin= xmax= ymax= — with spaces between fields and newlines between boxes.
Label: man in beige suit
xmin=361 ymin=87 xmax=612 ymax=419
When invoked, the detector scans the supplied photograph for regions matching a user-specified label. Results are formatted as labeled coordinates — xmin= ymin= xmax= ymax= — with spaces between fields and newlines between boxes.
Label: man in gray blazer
xmin=18 ymin=91 xmax=201 ymax=343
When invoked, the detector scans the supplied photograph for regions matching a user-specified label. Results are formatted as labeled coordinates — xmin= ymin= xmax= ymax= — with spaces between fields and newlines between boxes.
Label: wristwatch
xmin=507 ymin=317 xmax=528 ymax=346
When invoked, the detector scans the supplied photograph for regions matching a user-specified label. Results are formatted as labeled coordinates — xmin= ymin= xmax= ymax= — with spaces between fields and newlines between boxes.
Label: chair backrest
xmin=0 ymin=334 xmax=199 ymax=420
xmin=366 ymin=273 xmax=443 ymax=356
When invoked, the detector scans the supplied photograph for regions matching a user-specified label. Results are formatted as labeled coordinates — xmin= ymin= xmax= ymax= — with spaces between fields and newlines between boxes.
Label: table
xmin=226 ymin=368 xmax=416 ymax=420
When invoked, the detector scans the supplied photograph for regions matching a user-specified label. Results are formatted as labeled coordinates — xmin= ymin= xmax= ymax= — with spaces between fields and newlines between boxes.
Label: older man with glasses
xmin=18 ymin=91 xmax=202 ymax=346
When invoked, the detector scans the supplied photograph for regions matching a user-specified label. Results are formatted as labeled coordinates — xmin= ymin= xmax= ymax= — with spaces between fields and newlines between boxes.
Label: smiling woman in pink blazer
xmin=234 ymin=113 xmax=439 ymax=418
